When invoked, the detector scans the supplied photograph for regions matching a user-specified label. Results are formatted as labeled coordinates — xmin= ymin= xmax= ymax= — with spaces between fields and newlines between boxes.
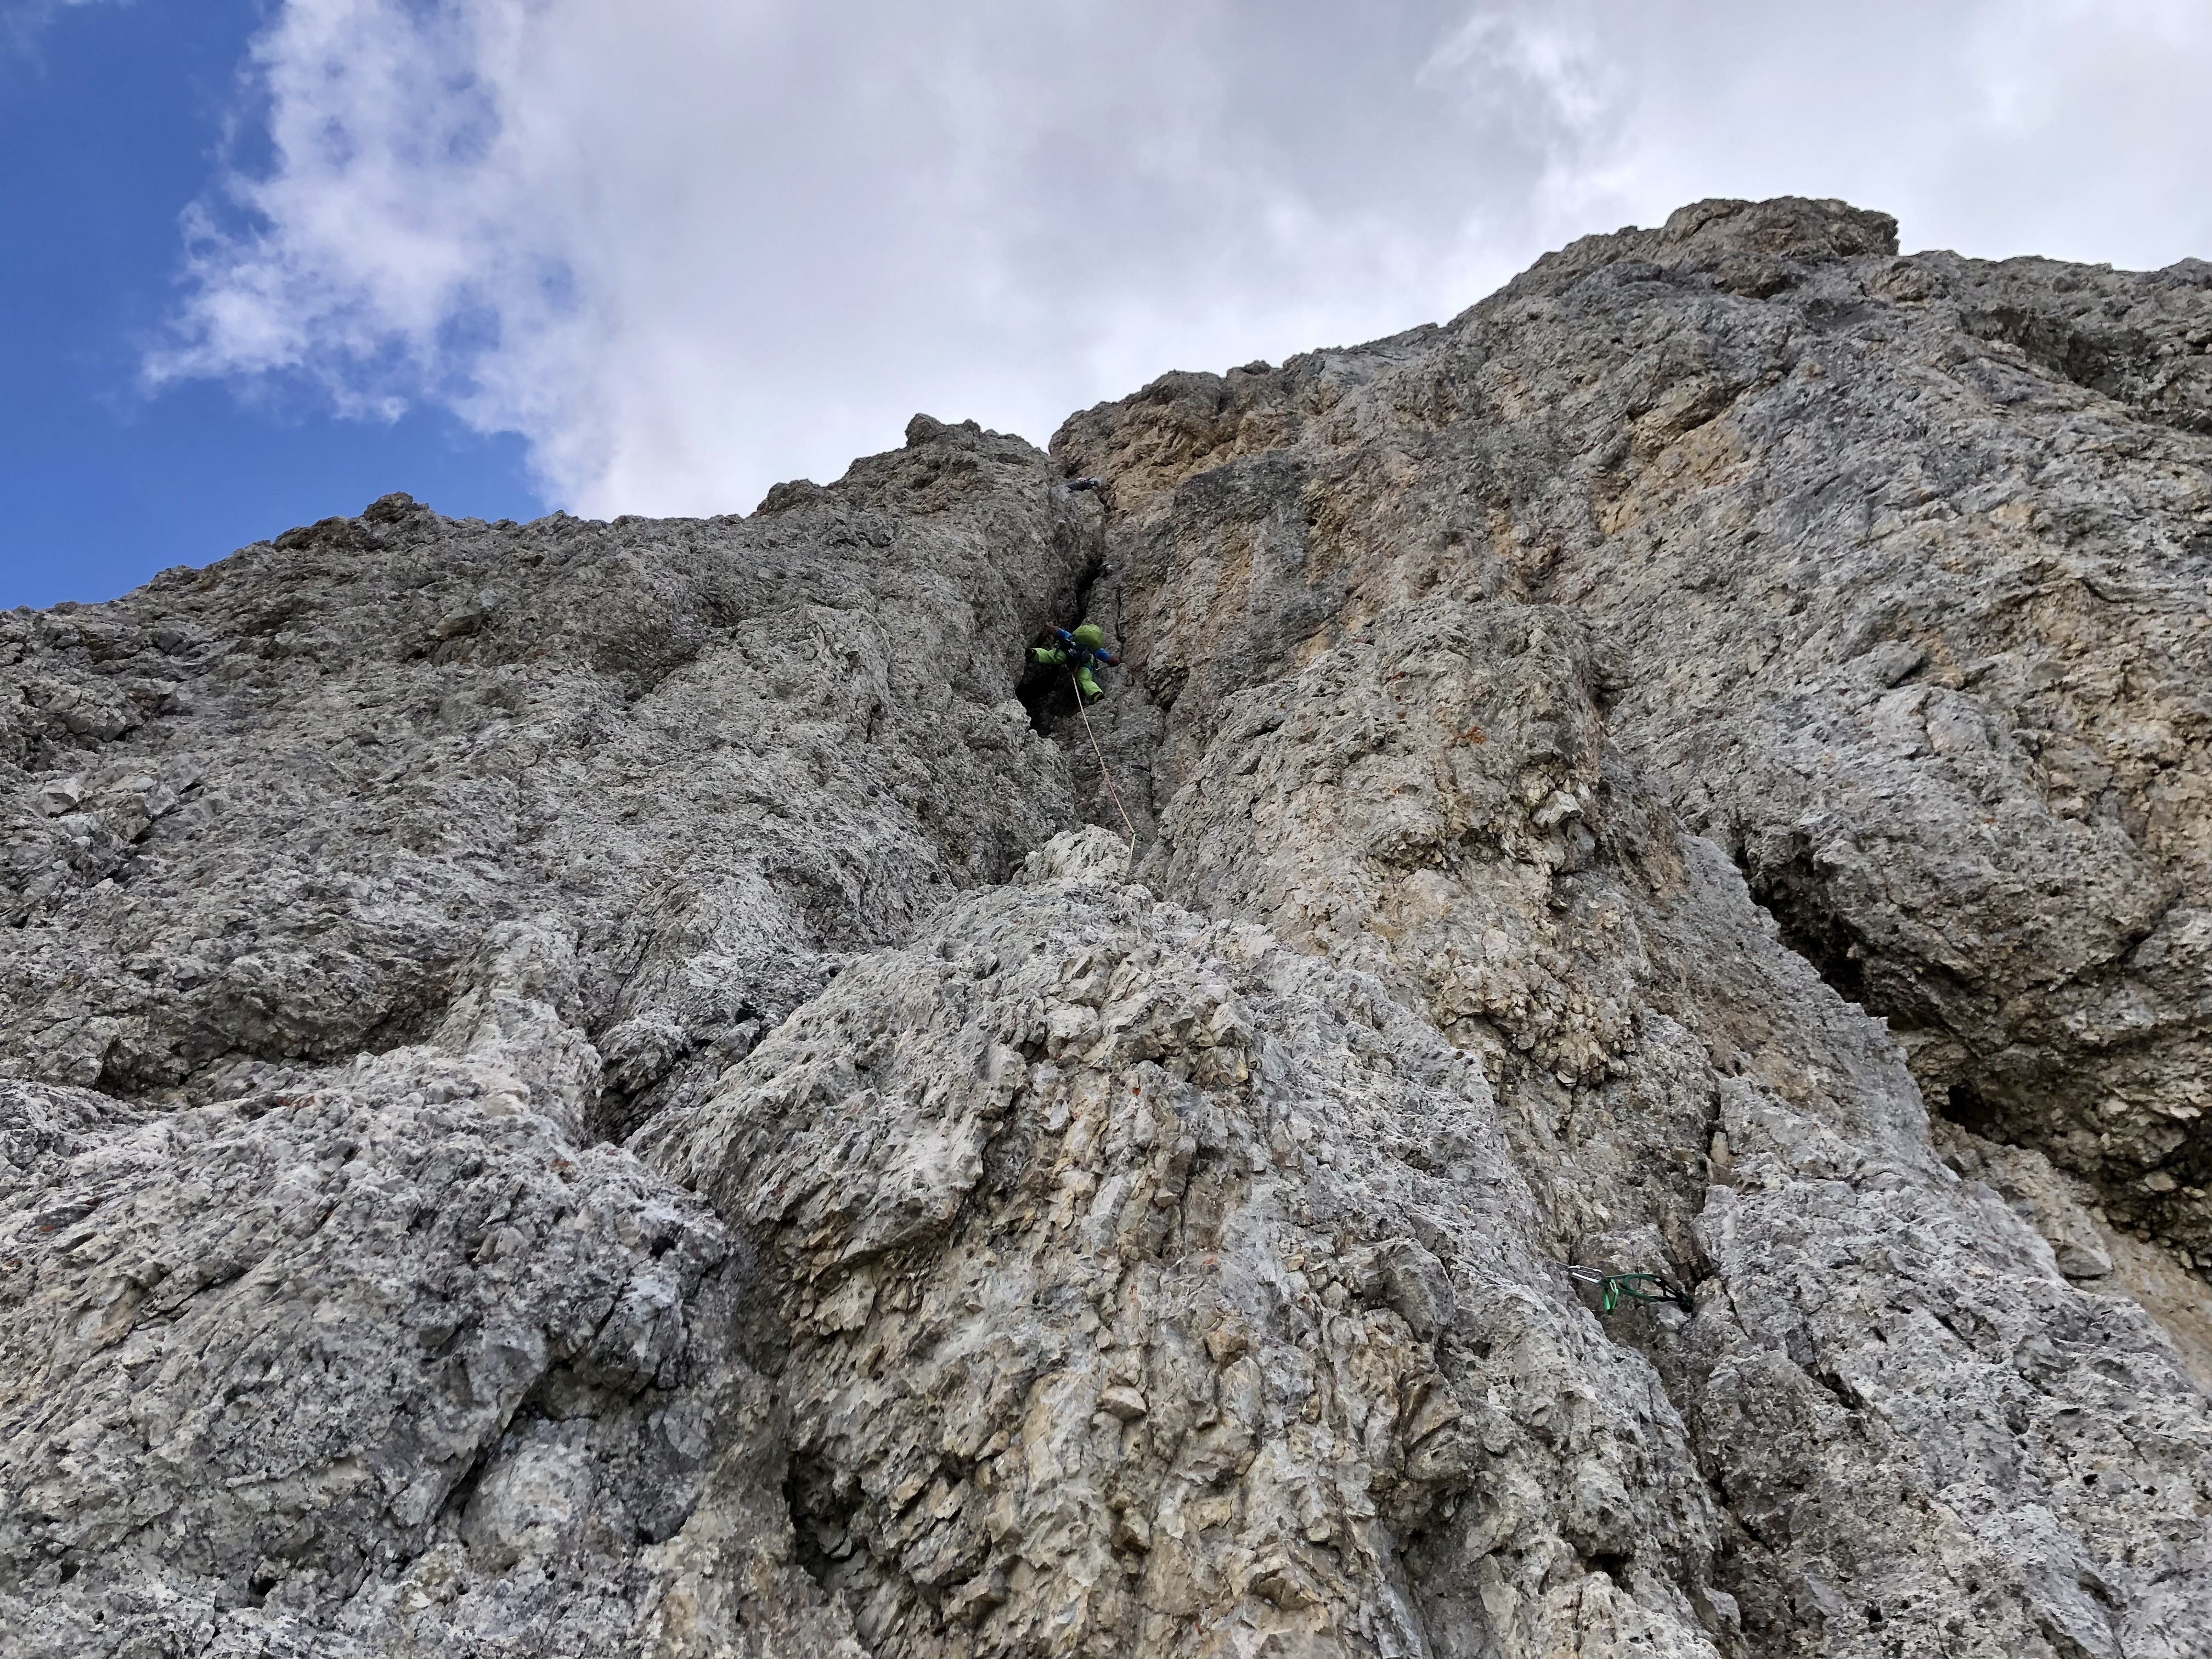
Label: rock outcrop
xmin=4 ymin=200 xmax=2210 ymax=1657
xmin=1056 ymin=198 xmax=2212 ymax=1266
xmin=2 ymin=417 xmax=1087 ymax=1136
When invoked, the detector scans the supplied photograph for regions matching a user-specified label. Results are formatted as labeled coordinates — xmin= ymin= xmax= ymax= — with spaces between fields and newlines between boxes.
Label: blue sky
xmin=0 ymin=1 xmax=539 ymax=610
xmin=4 ymin=2 xmax=2207 ymax=613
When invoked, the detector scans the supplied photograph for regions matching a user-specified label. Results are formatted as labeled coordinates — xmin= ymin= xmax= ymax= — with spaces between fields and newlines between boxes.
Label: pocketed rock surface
xmin=1056 ymin=196 xmax=2212 ymax=1266
xmin=2 ymin=415 xmax=1087 ymax=1139
xmin=4 ymin=200 xmax=2211 ymax=1657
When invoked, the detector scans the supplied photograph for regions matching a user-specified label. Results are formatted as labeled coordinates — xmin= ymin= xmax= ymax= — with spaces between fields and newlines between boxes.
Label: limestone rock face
xmin=636 ymin=868 xmax=1724 ymax=1657
xmin=2 ymin=416 xmax=1088 ymax=1139
xmin=5 ymin=202 xmax=2212 ymax=1657
xmin=1056 ymin=195 xmax=2212 ymax=1259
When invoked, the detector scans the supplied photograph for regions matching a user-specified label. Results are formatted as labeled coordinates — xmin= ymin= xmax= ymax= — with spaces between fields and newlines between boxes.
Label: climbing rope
xmin=1070 ymin=670 xmax=1138 ymax=848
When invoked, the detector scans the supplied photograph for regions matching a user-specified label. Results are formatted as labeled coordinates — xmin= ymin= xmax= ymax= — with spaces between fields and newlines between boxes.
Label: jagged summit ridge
xmin=3 ymin=198 xmax=2209 ymax=1658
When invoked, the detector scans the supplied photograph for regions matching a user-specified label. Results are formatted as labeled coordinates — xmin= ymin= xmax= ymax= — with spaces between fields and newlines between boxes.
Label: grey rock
xmin=636 ymin=856 xmax=1724 ymax=1656
xmin=1051 ymin=195 xmax=2212 ymax=1654
xmin=3 ymin=199 xmax=2211 ymax=1656
xmin=1375 ymin=1237 xmax=1456 ymax=1340
xmin=0 ymin=964 xmax=828 ymax=1656
xmin=2 ymin=415 xmax=1091 ymax=1139
xmin=1057 ymin=190 xmax=2212 ymax=1255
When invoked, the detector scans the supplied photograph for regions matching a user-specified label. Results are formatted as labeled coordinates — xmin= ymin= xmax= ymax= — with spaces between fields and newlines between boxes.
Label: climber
xmin=1066 ymin=477 xmax=1106 ymax=493
xmin=1595 ymin=1271 xmax=1692 ymax=1314
xmin=1031 ymin=623 xmax=1121 ymax=702
xmin=1564 ymin=1263 xmax=1693 ymax=1314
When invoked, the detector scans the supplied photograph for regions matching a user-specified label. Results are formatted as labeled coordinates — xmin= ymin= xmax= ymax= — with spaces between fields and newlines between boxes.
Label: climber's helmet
xmin=1071 ymin=623 xmax=1106 ymax=650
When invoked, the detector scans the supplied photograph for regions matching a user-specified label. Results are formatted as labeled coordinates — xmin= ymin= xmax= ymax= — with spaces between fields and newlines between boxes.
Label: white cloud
xmin=152 ymin=0 xmax=2212 ymax=518
xmin=1490 ymin=0 xmax=2212 ymax=272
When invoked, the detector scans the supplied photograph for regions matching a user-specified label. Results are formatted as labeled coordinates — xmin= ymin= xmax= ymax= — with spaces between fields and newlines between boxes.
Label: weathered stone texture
xmin=4 ymin=200 xmax=2210 ymax=1657
xmin=639 ymin=840 xmax=1724 ymax=1656
xmin=2 ymin=415 xmax=1088 ymax=1139
xmin=1056 ymin=195 xmax=2212 ymax=1261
